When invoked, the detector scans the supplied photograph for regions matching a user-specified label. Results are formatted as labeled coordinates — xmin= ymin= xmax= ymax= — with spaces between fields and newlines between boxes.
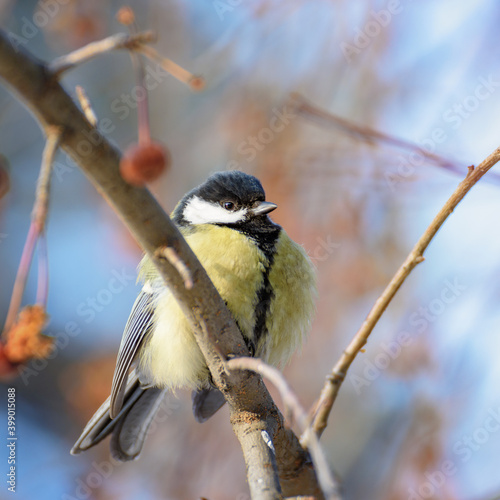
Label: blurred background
xmin=1 ymin=0 xmax=500 ymax=499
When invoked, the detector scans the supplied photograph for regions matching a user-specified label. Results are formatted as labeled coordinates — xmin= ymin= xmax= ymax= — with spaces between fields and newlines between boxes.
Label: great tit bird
xmin=71 ymin=170 xmax=316 ymax=461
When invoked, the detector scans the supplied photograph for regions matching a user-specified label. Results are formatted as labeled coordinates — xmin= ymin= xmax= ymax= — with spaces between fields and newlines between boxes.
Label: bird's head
xmin=174 ymin=171 xmax=277 ymax=226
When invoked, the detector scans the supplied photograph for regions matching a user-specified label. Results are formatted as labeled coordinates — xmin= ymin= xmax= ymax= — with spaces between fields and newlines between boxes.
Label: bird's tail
xmin=71 ymin=370 xmax=167 ymax=462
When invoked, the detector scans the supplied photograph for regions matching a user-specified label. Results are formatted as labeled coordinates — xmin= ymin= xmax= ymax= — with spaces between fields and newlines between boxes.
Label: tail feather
xmin=110 ymin=385 xmax=167 ymax=461
xmin=192 ymin=386 xmax=226 ymax=423
xmin=71 ymin=370 xmax=167 ymax=462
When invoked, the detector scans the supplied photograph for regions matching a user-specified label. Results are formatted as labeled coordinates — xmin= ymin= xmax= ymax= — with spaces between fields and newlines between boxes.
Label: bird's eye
xmin=222 ymin=201 xmax=235 ymax=211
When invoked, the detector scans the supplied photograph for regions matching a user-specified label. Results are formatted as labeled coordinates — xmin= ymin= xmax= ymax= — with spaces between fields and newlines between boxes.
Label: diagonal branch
xmin=308 ymin=151 xmax=500 ymax=440
xmin=135 ymin=44 xmax=204 ymax=90
xmin=291 ymin=93 xmax=500 ymax=185
xmin=0 ymin=30 xmax=322 ymax=499
xmin=228 ymin=357 xmax=340 ymax=500
xmin=49 ymin=31 xmax=156 ymax=76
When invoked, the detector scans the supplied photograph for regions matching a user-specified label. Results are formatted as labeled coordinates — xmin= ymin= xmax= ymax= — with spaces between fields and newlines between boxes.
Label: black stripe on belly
xmin=252 ymin=256 xmax=275 ymax=348
xmin=242 ymin=224 xmax=281 ymax=349
xmin=219 ymin=218 xmax=282 ymax=353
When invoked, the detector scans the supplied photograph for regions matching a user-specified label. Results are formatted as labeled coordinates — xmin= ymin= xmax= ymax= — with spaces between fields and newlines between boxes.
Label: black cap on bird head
xmin=199 ymin=171 xmax=264 ymax=204
xmin=174 ymin=171 xmax=277 ymax=226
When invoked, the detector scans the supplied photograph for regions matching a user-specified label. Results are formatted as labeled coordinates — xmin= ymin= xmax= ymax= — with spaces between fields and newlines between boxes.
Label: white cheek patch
xmin=184 ymin=196 xmax=247 ymax=225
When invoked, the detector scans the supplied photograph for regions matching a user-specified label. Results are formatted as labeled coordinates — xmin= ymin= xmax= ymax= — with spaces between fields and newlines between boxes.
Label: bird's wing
xmin=71 ymin=369 xmax=141 ymax=453
xmin=110 ymin=383 xmax=168 ymax=461
xmin=109 ymin=287 xmax=156 ymax=419
xmin=71 ymin=368 xmax=167 ymax=461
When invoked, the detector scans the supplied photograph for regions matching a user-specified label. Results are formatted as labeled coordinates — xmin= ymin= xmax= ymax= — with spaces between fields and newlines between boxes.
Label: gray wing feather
xmin=110 ymin=385 xmax=167 ymax=461
xmin=71 ymin=369 xmax=167 ymax=461
xmin=71 ymin=370 xmax=142 ymax=453
xmin=110 ymin=288 xmax=156 ymax=418
xmin=192 ymin=386 xmax=226 ymax=423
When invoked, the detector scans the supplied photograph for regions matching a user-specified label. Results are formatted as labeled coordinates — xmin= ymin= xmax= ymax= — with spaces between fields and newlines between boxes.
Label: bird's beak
xmin=251 ymin=201 xmax=278 ymax=216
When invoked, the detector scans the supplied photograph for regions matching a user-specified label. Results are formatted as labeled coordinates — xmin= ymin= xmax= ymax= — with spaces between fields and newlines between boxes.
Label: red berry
xmin=120 ymin=142 xmax=170 ymax=186
xmin=116 ymin=7 xmax=135 ymax=26
xmin=189 ymin=76 xmax=205 ymax=91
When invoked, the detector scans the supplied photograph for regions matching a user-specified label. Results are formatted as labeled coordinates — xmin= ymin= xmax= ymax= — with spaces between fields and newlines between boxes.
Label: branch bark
xmin=309 ymin=153 xmax=500 ymax=439
xmin=49 ymin=31 xmax=156 ymax=76
xmin=0 ymin=30 xmax=322 ymax=499
xmin=228 ymin=357 xmax=340 ymax=500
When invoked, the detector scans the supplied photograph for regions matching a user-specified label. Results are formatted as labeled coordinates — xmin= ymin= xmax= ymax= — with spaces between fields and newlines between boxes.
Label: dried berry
xmin=189 ymin=76 xmax=205 ymax=92
xmin=4 ymin=305 xmax=52 ymax=364
xmin=116 ymin=6 xmax=135 ymax=26
xmin=120 ymin=142 xmax=170 ymax=186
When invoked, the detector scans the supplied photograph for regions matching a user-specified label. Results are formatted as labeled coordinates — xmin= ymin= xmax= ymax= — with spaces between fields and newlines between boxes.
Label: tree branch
xmin=309 ymin=151 xmax=500 ymax=439
xmin=0 ymin=30 xmax=322 ymax=498
xmin=49 ymin=31 xmax=156 ymax=77
xmin=228 ymin=357 xmax=340 ymax=500
xmin=291 ymin=93 xmax=500 ymax=184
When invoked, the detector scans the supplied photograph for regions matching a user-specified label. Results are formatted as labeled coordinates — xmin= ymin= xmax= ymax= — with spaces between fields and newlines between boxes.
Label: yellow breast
xmin=138 ymin=224 xmax=316 ymax=390
xmin=262 ymin=232 xmax=317 ymax=367
xmin=139 ymin=225 xmax=268 ymax=389
xmin=186 ymin=225 xmax=266 ymax=339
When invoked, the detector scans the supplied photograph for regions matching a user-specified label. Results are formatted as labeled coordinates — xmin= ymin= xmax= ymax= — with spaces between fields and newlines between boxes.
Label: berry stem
xmin=36 ymin=232 xmax=49 ymax=308
xmin=118 ymin=7 xmax=151 ymax=146
xmin=131 ymin=50 xmax=151 ymax=145
xmin=2 ymin=128 xmax=60 ymax=334
xmin=3 ymin=222 xmax=38 ymax=334
xmin=136 ymin=44 xmax=204 ymax=90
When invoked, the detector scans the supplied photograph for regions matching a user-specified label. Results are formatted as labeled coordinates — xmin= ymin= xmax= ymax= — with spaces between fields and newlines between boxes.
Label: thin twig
xmin=228 ymin=358 xmax=304 ymax=428
xmin=228 ymin=357 xmax=341 ymax=500
xmin=3 ymin=127 xmax=61 ymax=333
xmin=49 ymin=31 xmax=156 ymax=77
xmin=157 ymin=246 xmax=193 ymax=290
xmin=36 ymin=232 xmax=48 ymax=307
xmin=291 ymin=93 xmax=477 ymax=178
xmin=3 ymin=223 xmax=37 ymax=334
xmin=308 ymin=148 xmax=500 ymax=440
xmin=75 ymin=86 xmax=97 ymax=126
xmin=33 ymin=127 xmax=61 ymax=231
xmin=136 ymin=44 xmax=204 ymax=90
xmin=124 ymin=22 xmax=151 ymax=145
